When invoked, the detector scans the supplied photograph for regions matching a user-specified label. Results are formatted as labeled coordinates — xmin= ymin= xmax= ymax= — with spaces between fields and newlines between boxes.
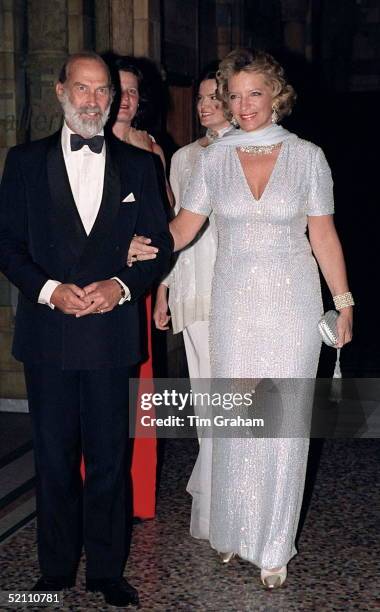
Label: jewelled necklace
xmin=239 ymin=142 xmax=282 ymax=155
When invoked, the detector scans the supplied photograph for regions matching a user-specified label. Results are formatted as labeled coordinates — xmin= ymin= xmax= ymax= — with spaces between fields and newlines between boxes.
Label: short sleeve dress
xmin=181 ymin=135 xmax=334 ymax=568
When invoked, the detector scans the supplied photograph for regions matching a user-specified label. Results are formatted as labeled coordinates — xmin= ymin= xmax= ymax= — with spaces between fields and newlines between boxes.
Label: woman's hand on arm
xmin=170 ymin=208 xmax=207 ymax=252
xmin=127 ymin=236 xmax=158 ymax=266
xmin=126 ymin=208 xmax=207 ymax=267
xmin=153 ymin=283 xmax=171 ymax=330
xmin=308 ymin=214 xmax=353 ymax=348
xmin=126 ymin=128 xmax=153 ymax=152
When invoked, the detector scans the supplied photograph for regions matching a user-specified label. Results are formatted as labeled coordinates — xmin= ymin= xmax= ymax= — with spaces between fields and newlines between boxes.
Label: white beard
xmin=59 ymin=91 xmax=111 ymax=138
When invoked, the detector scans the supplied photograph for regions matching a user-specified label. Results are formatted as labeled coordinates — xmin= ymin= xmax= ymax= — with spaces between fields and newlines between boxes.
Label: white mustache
xmin=77 ymin=106 xmax=102 ymax=115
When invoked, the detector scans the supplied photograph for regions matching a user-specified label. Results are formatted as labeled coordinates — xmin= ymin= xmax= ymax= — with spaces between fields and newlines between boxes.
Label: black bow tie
xmin=70 ymin=133 xmax=104 ymax=154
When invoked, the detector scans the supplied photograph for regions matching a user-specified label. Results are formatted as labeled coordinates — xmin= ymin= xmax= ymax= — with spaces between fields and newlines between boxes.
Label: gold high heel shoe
xmin=218 ymin=551 xmax=235 ymax=564
xmin=260 ymin=566 xmax=287 ymax=589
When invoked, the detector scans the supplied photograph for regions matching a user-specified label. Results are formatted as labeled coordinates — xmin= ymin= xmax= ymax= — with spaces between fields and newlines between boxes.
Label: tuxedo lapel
xmin=46 ymin=131 xmax=87 ymax=262
xmin=47 ymin=133 xmax=122 ymax=279
xmin=74 ymin=139 xmax=121 ymax=274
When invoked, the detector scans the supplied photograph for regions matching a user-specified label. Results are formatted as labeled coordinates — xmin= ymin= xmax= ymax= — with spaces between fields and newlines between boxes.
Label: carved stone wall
xmin=0 ymin=0 xmax=28 ymax=400
xmin=0 ymin=0 xmax=27 ymax=157
xmin=68 ymin=0 xmax=95 ymax=53
xmin=27 ymin=0 xmax=67 ymax=140
xmin=95 ymin=0 xmax=134 ymax=56
xmin=133 ymin=0 xmax=160 ymax=61
xmin=94 ymin=0 xmax=160 ymax=62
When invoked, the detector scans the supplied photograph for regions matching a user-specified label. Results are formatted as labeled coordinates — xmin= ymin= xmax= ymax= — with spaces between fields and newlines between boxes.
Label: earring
xmin=271 ymin=106 xmax=279 ymax=124
xmin=231 ymin=117 xmax=239 ymax=128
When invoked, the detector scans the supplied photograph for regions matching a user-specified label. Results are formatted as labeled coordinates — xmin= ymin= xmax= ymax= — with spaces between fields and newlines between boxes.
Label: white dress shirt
xmin=38 ymin=123 xmax=129 ymax=307
xmin=62 ymin=121 xmax=106 ymax=234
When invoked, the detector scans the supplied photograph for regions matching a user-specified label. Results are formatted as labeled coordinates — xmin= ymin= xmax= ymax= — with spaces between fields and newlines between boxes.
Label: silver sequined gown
xmin=182 ymin=135 xmax=334 ymax=569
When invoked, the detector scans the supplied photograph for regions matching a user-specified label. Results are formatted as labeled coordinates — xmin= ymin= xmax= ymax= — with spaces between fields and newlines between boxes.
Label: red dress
xmin=131 ymin=293 xmax=156 ymax=519
xmin=80 ymin=294 xmax=157 ymax=519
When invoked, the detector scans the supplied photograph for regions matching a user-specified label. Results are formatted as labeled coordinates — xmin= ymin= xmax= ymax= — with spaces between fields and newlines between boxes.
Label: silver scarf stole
xmin=212 ymin=124 xmax=293 ymax=148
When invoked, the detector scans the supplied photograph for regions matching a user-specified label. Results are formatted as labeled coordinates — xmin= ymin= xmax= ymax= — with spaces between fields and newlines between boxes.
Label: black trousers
xmin=24 ymin=364 xmax=136 ymax=580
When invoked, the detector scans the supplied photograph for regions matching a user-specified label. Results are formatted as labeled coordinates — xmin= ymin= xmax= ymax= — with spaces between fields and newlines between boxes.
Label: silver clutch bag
xmin=318 ymin=310 xmax=339 ymax=347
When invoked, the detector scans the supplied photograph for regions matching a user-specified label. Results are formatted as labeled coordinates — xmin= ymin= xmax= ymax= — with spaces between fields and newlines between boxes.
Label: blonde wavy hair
xmin=217 ymin=49 xmax=296 ymax=122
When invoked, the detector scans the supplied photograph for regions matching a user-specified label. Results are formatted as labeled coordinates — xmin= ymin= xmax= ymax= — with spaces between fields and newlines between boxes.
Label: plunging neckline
xmin=234 ymin=141 xmax=286 ymax=203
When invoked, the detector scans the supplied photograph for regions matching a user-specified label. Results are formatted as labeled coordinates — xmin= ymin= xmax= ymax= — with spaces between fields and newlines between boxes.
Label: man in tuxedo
xmin=0 ymin=52 xmax=172 ymax=607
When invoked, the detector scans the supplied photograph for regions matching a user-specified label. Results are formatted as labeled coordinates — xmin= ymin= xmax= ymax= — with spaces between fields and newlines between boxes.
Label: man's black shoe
xmin=32 ymin=576 xmax=76 ymax=591
xmin=86 ymin=577 xmax=139 ymax=607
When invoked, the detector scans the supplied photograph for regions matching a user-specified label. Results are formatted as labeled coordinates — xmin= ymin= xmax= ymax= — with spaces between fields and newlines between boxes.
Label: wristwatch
xmin=113 ymin=278 xmax=129 ymax=305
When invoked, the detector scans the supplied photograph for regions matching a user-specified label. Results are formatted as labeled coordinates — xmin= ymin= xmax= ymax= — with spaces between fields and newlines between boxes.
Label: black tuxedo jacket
xmin=0 ymin=130 xmax=173 ymax=369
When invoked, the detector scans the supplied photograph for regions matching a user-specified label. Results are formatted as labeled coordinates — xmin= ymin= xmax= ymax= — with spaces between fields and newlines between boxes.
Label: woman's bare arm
xmin=308 ymin=214 xmax=353 ymax=347
xmin=170 ymin=208 xmax=207 ymax=252
xmin=127 ymin=208 xmax=207 ymax=263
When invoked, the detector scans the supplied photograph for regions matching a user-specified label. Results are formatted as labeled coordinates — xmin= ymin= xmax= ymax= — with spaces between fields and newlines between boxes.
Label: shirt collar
xmin=61 ymin=121 xmax=105 ymax=156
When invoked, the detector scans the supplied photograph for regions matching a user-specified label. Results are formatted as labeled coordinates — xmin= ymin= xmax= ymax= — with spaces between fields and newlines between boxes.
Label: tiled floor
xmin=0 ymin=437 xmax=379 ymax=611
xmin=0 ymin=413 xmax=35 ymax=543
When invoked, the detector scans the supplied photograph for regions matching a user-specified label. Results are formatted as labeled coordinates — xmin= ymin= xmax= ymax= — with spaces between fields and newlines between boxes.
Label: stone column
xmin=27 ymin=0 xmax=68 ymax=141
xmin=68 ymin=0 xmax=85 ymax=52
xmin=95 ymin=0 xmax=133 ymax=56
xmin=94 ymin=0 xmax=111 ymax=52
xmin=68 ymin=0 xmax=96 ymax=54
xmin=0 ymin=0 xmax=28 ymax=162
xmin=111 ymin=0 xmax=134 ymax=55
xmin=133 ymin=0 xmax=161 ymax=62
xmin=0 ymin=0 xmax=28 ymax=401
xmin=95 ymin=0 xmax=161 ymax=61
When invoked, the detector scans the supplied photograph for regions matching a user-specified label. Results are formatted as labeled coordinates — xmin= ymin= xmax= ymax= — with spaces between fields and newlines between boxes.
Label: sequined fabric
xmin=182 ymin=135 xmax=334 ymax=569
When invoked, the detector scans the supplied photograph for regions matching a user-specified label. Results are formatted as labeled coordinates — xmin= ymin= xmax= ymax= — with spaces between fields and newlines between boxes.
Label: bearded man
xmin=0 ymin=52 xmax=172 ymax=607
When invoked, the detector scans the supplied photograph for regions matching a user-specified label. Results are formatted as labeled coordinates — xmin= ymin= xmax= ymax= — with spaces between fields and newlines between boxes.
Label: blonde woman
xmin=129 ymin=49 xmax=353 ymax=589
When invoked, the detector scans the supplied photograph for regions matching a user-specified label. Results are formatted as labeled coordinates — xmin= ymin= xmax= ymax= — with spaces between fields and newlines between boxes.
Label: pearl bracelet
xmin=333 ymin=292 xmax=355 ymax=310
